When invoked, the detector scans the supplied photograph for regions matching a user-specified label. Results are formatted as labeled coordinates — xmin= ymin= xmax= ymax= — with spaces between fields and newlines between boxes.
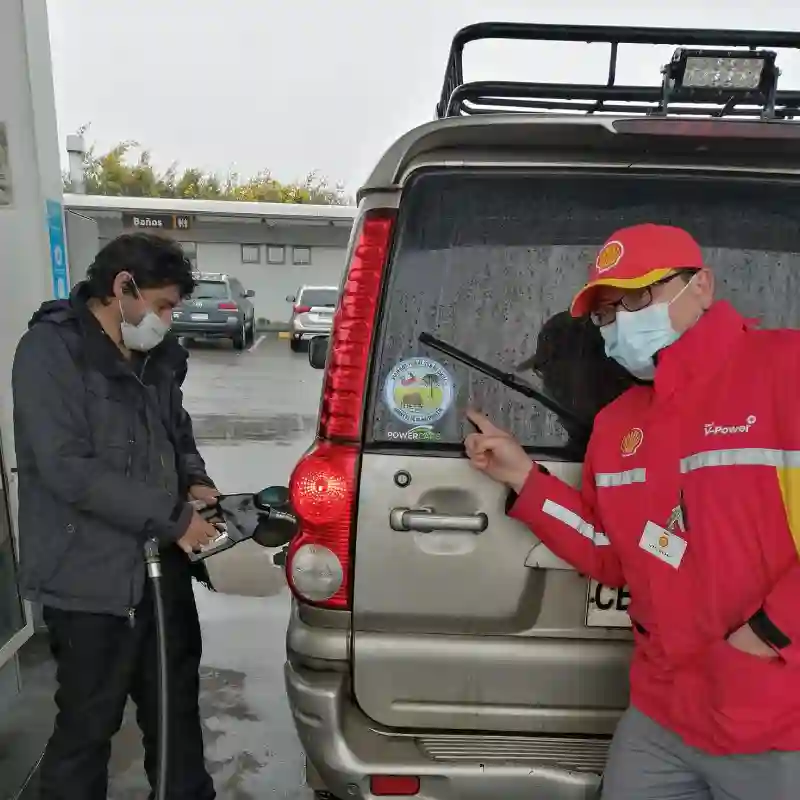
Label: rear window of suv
xmin=299 ymin=288 xmax=338 ymax=307
xmin=192 ymin=281 xmax=229 ymax=299
xmin=367 ymin=170 xmax=800 ymax=453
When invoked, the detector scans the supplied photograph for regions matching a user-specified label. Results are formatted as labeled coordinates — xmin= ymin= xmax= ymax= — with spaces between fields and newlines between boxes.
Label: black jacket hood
xmin=27 ymin=282 xmax=189 ymax=382
xmin=27 ymin=282 xmax=90 ymax=329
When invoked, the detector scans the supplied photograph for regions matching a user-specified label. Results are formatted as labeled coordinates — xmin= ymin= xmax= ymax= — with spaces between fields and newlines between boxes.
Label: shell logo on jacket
xmin=510 ymin=301 xmax=800 ymax=756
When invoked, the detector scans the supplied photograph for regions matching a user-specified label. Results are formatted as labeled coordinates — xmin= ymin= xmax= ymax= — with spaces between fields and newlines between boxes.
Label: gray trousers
xmin=602 ymin=707 xmax=800 ymax=800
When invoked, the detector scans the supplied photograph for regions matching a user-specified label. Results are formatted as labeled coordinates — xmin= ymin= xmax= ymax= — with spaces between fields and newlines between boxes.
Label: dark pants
xmin=38 ymin=549 xmax=215 ymax=800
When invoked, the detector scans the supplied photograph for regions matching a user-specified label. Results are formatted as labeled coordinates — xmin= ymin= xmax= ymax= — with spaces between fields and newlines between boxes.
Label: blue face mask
xmin=599 ymin=278 xmax=695 ymax=381
xmin=600 ymin=305 xmax=677 ymax=381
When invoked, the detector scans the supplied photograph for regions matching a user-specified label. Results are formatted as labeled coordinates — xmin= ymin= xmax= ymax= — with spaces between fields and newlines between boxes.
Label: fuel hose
xmin=143 ymin=539 xmax=168 ymax=800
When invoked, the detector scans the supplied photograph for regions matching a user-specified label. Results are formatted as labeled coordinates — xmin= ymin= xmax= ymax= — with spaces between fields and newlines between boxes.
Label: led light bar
xmin=682 ymin=55 xmax=765 ymax=90
xmin=665 ymin=47 xmax=778 ymax=97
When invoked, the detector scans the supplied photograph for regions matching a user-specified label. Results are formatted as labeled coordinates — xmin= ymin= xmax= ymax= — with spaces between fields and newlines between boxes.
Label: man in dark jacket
xmin=12 ymin=233 xmax=220 ymax=800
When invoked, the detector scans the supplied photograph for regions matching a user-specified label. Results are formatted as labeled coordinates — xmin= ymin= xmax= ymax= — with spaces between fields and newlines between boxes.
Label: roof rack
xmin=436 ymin=23 xmax=800 ymax=120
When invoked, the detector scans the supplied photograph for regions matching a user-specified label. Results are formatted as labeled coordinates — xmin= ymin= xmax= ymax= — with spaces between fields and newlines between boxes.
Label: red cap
xmin=570 ymin=223 xmax=705 ymax=317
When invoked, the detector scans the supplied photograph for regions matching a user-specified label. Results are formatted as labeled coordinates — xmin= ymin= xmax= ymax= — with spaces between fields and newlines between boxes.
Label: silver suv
xmin=286 ymin=285 xmax=339 ymax=352
xmin=281 ymin=23 xmax=800 ymax=800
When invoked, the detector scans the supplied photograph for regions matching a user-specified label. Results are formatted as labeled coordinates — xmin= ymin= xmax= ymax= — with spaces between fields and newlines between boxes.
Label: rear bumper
xmin=172 ymin=319 xmax=241 ymax=338
xmin=285 ymin=659 xmax=604 ymax=800
xmin=290 ymin=320 xmax=332 ymax=338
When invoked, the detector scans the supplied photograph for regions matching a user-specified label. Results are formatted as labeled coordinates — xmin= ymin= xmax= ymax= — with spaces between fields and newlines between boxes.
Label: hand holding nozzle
xmin=177 ymin=499 xmax=225 ymax=556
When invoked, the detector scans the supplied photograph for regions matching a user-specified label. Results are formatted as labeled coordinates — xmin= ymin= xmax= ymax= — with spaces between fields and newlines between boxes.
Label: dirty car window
xmin=367 ymin=171 xmax=800 ymax=451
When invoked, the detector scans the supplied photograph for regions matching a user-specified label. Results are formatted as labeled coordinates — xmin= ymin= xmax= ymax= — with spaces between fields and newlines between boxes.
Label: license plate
xmin=586 ymin=581 xmax=632 ymax=628
xmin=190 ymin=313 xmax=209 ymax=321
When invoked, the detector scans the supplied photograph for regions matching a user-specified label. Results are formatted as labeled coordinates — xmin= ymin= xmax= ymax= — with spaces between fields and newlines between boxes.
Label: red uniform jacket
xmin=511 ymin=301 xmax=800 ymax=755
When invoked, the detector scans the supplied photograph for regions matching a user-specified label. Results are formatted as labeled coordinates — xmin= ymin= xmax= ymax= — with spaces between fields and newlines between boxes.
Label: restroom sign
xmin=122 ymin=212 xmax=191 ymax=231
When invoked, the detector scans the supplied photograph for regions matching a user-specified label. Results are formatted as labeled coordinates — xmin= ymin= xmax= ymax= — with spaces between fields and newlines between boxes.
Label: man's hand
xmin=464 ymin=409 xmax=534 ymax=493
xmin=189 ymin=484 xmax=219 ymax=506
xmin=176 ymin=509 xmax=221 ymax=555
xmin=727 ymin=623 xmax=779 ymax=659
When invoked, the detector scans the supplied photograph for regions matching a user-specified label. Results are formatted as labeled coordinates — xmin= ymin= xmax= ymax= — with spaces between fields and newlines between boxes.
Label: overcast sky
xmin=48 ymin=1 xmax=800 ymax=193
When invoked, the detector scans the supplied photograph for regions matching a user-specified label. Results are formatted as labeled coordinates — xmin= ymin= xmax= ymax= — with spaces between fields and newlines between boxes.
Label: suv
xmin=286 ymin=286 xmax=339 ymax=352
xmin=172 ymin=272 xmax=256 ymax=350
xmin=279 ymin=24 xmax=800 ymax=800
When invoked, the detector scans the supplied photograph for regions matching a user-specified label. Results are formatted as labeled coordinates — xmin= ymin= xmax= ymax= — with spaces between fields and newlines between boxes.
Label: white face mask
xmin=600 ymin=276 xmax=696 ymax=381
xmin=119 ymin=277 xmax=170 ymax=352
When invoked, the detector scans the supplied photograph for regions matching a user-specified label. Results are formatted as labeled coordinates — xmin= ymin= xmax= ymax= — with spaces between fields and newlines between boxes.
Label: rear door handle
xmin=389 ymin=507 xmax=488 ymax=533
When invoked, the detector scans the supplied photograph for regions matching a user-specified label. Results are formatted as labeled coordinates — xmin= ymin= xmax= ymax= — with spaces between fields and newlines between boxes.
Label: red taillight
xmin=613 ymin=118 xmax=800 ymax=139
xmin=218 ymin=301 xmax=238 ymax=310
xmin=294 ymin=305 xmax=312 ymax=314
xmin=370 ymin=775 xmax=420 ymax=796
xmin=285 ymin=209 xmax=396 ymax=611
xmin=286 ymin=441 xmax=358 ymax=609
xmin=319 ymin=208 xmax=396 ymax=440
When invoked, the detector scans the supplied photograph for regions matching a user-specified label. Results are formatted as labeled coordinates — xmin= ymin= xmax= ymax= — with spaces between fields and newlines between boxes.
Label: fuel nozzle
xmin=144 ymin=538 xmax=162 ymax=579
xmin=187 ymin=488 xmax=298 ymax=562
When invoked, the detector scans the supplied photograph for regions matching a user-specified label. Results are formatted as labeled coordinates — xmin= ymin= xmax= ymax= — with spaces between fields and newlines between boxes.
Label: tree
xmin=422 ymin=373 xmax=441 ymax=400
xmin=63 ymin=136 xmax=352 ymax=205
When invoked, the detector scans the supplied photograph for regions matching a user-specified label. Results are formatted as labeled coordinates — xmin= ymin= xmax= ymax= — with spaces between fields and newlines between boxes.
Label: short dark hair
xmin=86 ymin=233 xmax=196 ymax=301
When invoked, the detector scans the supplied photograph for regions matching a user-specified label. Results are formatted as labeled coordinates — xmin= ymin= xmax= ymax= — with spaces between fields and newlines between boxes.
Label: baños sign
xmin=122 ymin=212 xmax=191 ymax=231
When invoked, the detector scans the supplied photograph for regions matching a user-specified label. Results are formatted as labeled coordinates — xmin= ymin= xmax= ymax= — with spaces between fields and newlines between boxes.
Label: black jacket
xmin=12 ymin=283 xmax=214 ymax=617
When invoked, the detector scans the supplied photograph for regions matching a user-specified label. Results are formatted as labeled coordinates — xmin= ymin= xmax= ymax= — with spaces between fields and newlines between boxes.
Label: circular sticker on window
xmin=384 ymin=357 xmax=454 ymax=426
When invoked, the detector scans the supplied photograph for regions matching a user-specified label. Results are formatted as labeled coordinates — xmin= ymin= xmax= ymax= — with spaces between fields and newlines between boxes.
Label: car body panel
xmin=282 ymin=110 xmax=800 ymax=797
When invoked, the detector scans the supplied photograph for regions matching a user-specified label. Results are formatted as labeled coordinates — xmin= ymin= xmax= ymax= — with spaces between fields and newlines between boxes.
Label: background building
xmin=64 ymin=194 xmax=357 ymax=327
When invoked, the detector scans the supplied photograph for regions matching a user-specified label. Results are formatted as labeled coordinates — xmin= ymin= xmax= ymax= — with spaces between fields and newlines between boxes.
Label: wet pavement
xmin=22 ymin=336 xmax=325 ymax=800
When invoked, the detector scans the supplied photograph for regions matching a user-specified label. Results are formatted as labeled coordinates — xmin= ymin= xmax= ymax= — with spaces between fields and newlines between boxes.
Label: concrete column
xmin=0 ymin=0 xmax=67 ymax=663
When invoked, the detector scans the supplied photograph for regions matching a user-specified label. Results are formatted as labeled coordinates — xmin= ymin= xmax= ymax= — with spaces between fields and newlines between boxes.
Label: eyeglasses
xmin=590 ymin=271 xmax=690 ymax=328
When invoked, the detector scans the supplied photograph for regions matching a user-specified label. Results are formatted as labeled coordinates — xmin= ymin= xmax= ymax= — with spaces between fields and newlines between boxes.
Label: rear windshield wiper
xmin=419 ymin=332 xmax=592 ymax=440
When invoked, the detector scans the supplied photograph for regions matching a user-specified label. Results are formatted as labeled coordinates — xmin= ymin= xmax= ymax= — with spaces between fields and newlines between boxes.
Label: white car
xmin=286 ymin=285 xmax=339 ymax=352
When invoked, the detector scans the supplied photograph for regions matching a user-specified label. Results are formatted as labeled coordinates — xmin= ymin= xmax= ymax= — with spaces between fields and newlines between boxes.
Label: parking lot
xmin=108 ymin=335 xmax=322 ymax=799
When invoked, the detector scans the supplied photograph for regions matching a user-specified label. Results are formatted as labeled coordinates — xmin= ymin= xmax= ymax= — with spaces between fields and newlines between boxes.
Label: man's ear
xmin=114 ymin=271 xmax=135 ymax=297
xmin=695 ymin=268 xmax=715 ymax=309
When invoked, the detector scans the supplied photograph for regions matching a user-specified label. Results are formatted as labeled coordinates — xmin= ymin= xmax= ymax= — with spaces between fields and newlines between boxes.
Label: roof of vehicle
xmin=298 ymin=285 xmax=339 ymax=292
xmin=360 ymin=22 xmax=800 ymax=199
xmin=193 ymin=272 xmax=229 ymax=282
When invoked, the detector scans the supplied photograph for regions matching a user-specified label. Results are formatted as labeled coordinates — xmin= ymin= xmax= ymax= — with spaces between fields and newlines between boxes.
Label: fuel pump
xmin=144 ymin=487 xmax=296 ymax=800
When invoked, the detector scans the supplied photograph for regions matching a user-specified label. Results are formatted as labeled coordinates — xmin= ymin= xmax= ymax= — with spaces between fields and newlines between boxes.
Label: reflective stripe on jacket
xmin=510 ymin=301 xmax=800 ymax=756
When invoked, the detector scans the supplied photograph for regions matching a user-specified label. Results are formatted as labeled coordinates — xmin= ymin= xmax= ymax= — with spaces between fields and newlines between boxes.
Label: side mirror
xmin=286 ymin=294 xmax=296 ymax=303
xmin=308 ymin=336 xmax=328 ymax=370
xmin=245 ymin=289 xmax=255 ymax=298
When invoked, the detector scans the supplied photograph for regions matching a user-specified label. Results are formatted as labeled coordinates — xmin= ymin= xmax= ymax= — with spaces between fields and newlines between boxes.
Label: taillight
xmin=286 ymin=441 xmax=358 ymax=609
xmin=370 ymin=775 xmax=421 ymax=796
xmin=613 ymin=118 xmax=800 ymax=139
xmin=218 ymin=301 xmax=238 ymax=310
xmin=285 ymin=208 xmax=396 ymax=610
xmin=293 ymin=305 xmax=312 ymax=314
xmin=319 ymin=208 xmax=397 ymax=440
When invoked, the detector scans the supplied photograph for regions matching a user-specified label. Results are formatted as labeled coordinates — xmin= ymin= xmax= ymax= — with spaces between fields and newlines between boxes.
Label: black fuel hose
xmin=143 ymin=539 xmax=168 ymax=800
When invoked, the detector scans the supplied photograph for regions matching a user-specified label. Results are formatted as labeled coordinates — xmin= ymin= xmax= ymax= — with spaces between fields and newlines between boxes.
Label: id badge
xmin=639 ymin=521 xmax=687 ymax=569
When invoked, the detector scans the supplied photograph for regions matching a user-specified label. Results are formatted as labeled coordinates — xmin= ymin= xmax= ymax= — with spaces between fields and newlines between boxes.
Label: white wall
xmin=0 ymin=0 xmax=63 ymax=677
xmin=64 ymin=211 xmax=99 ymax=284
xmin=196 ymin=242 xmax=346 ymax=324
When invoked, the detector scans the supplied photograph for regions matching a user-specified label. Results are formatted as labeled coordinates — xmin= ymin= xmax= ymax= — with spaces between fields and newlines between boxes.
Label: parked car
xmin=172 ymin=272 xmax=256 ymax=350
xmin=286 ymin=286 xmax=338 ymax=351
xmin=272 ymin=23 xmax=800 ymax=800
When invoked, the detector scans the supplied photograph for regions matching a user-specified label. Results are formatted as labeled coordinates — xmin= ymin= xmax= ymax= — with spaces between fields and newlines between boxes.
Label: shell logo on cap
xmin=620 ymin=427 xmax=644 ymax=458
xmin=595 ymin=240 xmax=624 ymax=274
